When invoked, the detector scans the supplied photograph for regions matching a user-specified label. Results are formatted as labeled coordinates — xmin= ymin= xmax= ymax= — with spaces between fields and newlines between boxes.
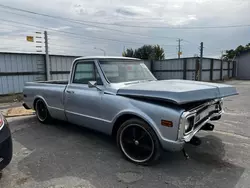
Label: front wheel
xmin=35 ymin=99 xmax=52 ymax=124
xmin=117 ymin=118 xmax=161 ymax=165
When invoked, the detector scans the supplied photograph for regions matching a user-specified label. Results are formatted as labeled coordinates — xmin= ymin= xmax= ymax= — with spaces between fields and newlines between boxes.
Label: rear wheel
xmin=35 ymin=99 xmax=52 ymax=123
xmin=117 ymin=118 xmax=161 ymax=165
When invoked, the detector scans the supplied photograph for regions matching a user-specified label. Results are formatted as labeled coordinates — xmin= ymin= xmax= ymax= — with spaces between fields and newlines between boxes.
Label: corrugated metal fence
xmin=152 ymin=58 xmax=234 ymax=81
xmin=50 ymin=55 xmax=78 ymax=80
xmin=0 ymin=52 xmax=235 ymax=95
xmin=0 ymin=53 xmax=45 ymax=94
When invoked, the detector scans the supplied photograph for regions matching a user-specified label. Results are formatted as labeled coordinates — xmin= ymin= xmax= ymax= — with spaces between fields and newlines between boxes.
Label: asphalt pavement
xmin=0 ymin=80 xmax=250 ymax=188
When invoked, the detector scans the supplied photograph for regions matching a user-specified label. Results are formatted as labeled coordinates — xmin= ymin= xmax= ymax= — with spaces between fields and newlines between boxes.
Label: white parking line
xmin=214 ymin=130 xmax=250 ymax=140
xmin=234 ymin=169 xmax=250 ymax=188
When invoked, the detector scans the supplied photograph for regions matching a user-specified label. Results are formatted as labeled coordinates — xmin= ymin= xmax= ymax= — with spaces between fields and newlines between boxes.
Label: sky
xmin=0 ymin=0 xmax=249 ymax=58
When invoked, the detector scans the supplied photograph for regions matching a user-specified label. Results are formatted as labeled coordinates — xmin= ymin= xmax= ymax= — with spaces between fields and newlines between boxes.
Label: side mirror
xmin=88 ymin=81 xmax=97 ymax=88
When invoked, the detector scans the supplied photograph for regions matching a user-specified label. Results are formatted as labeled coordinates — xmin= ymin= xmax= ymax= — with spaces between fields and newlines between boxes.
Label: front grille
xmin=185 ymin=100 xmax=222 ymax=133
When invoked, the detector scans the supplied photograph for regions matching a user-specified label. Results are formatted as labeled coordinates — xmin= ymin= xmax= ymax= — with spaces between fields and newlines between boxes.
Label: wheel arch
xmin=33 ymin=96 xmax=49 ymax=110
xmin=111 ymin=111 xmax=161 ymax=141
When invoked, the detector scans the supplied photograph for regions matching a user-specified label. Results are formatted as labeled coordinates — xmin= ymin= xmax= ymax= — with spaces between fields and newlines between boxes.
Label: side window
xmin=73 ymin=61 xmax=102 ymax=85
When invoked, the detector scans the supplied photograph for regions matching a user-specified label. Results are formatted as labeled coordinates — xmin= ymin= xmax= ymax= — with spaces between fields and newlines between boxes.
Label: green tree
xmin=122 ymin=48 xmax=134 ymax=57
xmin=154 ymin=44 xmax=165 ymax=60
xmin=222 ymin=43 xmax=250 ymax=60
xmin=122 ymin=45 xmax=165 ymax=60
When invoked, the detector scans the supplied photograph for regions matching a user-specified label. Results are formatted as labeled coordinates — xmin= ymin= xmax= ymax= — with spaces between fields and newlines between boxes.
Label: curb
xmin=4 ymin=113 xmax=36 ymax=118
xmin=1 ymin=107 xmax=35 ymax=118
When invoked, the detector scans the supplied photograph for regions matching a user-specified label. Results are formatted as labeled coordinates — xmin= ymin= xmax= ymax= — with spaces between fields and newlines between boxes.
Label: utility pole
xmin=177 ymin=38 xmax=183 ymax=59
xmin=44 ymin=31 xmax=50 ymax=80
xmin=199 ymin=42 xmax=204 ymax=81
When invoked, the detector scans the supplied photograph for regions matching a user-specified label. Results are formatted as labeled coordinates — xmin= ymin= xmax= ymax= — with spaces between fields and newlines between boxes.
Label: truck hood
xmin=116 ymin=79 xmax=238 ymax=104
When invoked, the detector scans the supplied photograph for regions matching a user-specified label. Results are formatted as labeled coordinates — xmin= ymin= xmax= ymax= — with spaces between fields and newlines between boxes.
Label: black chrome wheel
xmin=35 ymin=99 xmax=51 ymax=123
xmin=117 ymin=118 xmax=161 ymax=165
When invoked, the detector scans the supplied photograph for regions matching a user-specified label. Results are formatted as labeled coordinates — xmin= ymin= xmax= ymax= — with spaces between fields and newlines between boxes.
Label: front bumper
xmin=160 ymin=113 xmax=222 ymax=152
xmin=180 ymin=99 xmax=223 ymax=142
xmin=0 ymin=118 xmax=13 ymax=171
xmin=160 ymin=99 xmax=223 ymax=152
xmin=183 ymin=111 xmax=222 ymax=142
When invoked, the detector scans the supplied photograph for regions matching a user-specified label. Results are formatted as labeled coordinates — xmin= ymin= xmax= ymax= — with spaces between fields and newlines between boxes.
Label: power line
xmin=49 ymin=43 xmax=84 ymax=49
xmin=182 ymin=39 xmax=198 ymax=46
xmin=0 ymin=4 xmax=249 ymax=29
xmin=47 ymin=35 xmax=106 ymax=45
xmin=49 ymin=44 xmax=96 ymax=52
xmin=0 ymin=22 xmax=132 ymax=48
xmin=0 ymin=22 xmax=106 ymax=45
xmin=0 ymin=7 xmax=177 ymax=39
xmin=48 ymin=47 xmax=94 ymax=54
xmin=0 ymin=19 xmax=177 ymax=48
xmin=48 ymin=43 xmax=101 ymax=52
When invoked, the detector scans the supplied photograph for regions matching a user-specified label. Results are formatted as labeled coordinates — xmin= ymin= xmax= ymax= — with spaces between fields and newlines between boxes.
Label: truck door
xmin=64 ymin=60 xmax=103 ymax=130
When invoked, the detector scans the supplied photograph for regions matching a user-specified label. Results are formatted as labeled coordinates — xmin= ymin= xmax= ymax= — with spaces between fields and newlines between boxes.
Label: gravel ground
xmin=1 ymin=80 xmax=250 ymax=188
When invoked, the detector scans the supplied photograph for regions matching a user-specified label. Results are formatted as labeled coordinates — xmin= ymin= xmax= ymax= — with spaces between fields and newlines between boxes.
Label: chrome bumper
xmin=178 ymin=99 xmax=223 ymax=142
xmin=183 ymin=111 xmax=222 ymax=142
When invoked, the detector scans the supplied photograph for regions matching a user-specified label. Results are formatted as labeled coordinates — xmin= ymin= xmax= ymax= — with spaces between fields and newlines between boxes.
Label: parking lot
xmin=0 ymin=80 xmax=250 ymax=188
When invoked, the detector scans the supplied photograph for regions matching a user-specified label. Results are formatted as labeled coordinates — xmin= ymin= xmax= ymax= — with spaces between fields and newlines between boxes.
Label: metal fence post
xmin=228 ymin=61 xmax=230 ymax=78
xmin=44 ymin=31 xmax=50 ymax=80
xmin=183 ymin=58 xmax=187 ymax=79
xmin=232 ymin=61 xmax=236 ymax=78
xmin=151 ymin=60 xmax=155 ymax=76
xmin=195 ymin=58 xmax=199 ymax=81
xmin=199 ymin=42 xmax=203 ymax=81
xmin=220 ymin=60 xmax=223 ymax=80
xmin=210 ymin=59 xmax=214 ymax=81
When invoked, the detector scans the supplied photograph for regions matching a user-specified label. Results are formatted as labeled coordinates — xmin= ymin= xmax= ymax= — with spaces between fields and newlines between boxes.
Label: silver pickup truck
xmin=23 ymin=56 xmax=237 ymax=165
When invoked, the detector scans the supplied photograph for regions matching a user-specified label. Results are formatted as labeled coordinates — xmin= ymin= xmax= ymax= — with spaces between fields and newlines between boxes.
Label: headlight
xmin=185 ymin=120 xmax=190 ymax=131
xmin=184 ymin=116 xmax=195 ymax=133
xmin=184 ymin=119 xmax=191 ymax=131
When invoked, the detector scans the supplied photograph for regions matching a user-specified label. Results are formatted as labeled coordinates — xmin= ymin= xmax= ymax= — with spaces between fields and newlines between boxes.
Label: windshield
xmin=99 ymin=60 xmax=156 ymax=83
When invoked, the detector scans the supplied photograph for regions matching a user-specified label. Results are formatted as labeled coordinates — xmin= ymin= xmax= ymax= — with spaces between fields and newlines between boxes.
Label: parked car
xmin=0 ymin=112 xmax=12 ymax=171
xmin=23 ymin=56 xmax=237 ymax=165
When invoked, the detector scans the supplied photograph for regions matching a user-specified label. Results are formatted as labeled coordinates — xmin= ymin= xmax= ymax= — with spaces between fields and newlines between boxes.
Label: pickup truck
xmin=23 ymin=56 xmax=237 ymax=165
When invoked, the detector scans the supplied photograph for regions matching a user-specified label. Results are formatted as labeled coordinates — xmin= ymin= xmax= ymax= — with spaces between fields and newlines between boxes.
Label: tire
xmin=35 ymin=99 xmax=52 ymax=124
xmin=116 ymin=118 xmax=161 ymax=165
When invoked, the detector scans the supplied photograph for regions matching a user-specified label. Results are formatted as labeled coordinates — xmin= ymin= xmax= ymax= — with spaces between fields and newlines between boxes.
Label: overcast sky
xmin=0 ymin=0 xmax=249 ymax=58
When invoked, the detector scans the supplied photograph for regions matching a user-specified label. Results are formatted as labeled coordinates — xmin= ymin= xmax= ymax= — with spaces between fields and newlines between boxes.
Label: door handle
xmin=66 ymin=90 xmax=74 ymax=94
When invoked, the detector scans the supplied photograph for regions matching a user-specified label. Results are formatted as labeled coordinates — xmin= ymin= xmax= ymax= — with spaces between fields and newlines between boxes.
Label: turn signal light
xmin=161 ymin=120 xmax=173 ymax=127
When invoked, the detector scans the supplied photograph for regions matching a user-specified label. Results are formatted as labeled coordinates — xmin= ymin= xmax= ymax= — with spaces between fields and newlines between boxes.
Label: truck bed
xmin=23 ymin=80 xmax=68 ymax=120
